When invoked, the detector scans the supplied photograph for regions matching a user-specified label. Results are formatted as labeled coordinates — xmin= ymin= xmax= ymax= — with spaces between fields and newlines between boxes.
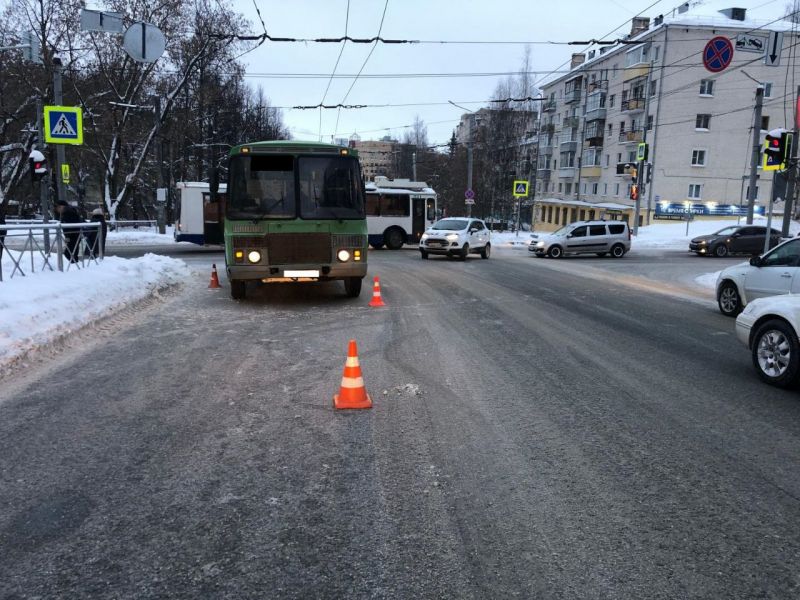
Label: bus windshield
xmin=227 ymin=154 xmax=364 ymax=220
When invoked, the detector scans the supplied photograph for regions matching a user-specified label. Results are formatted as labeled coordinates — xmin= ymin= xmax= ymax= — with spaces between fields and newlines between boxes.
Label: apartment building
xmin=348 ymin=136 xmax=398 ymax=180
xmin=537 ymin=2 xmax=799 ymax=229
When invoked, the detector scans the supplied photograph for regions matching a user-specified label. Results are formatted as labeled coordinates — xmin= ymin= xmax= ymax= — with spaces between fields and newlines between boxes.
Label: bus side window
xmin=366 ymin=194 xmax=380 ymax=216
xmin=427 ymin=200 xmax=435 ymax=221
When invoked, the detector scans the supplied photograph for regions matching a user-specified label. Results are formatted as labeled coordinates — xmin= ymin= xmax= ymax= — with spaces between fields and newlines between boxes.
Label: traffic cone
xmin=368 ymin=275 xmax=386 ymax=307
xmin=208 ymin=264 xmax=221 ymax=289
xmin=333 ymin=339 xmax=372 ymax=410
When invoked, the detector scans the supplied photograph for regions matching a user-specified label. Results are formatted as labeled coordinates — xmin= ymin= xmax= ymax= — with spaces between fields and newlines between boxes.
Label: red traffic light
xmin=771 ymin=138 xmax=780 ymax=147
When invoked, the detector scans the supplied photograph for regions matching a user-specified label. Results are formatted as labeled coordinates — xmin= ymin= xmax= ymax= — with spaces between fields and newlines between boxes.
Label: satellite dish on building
xmin=122 ymin=22 xmax=166 ymax=63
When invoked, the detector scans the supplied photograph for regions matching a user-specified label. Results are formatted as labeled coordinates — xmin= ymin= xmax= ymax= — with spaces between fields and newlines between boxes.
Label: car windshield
xmin=552 ymin=224 xmax=572 ymax=235
xmin=714 ymin=226 xmax=740 ymax=236
xmin=432 ymin=219 xmax=468 ymax=231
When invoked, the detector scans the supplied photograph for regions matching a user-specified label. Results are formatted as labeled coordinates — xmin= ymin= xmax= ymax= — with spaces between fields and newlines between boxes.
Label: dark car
xmin=689 ymin=225 xmax=781 ymax=257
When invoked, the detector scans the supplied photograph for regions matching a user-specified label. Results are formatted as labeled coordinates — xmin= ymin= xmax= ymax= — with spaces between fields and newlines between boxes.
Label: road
xmin=2 ymin=247 xmax=799 ymax=599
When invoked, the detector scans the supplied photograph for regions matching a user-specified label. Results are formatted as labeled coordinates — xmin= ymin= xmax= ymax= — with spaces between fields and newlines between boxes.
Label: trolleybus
xmin=365 ymin=176 xmax=437 ymax=249
xmin=224 ymin=141 xmax=368 ymax=300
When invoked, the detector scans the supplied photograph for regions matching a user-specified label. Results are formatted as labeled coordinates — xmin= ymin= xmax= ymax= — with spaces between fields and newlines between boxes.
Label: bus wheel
xmin=384 ymin=227 xmax=405 ymax=250
xmin=344 ymin=277 xmax=362 ymax=298
xmin=231 ymin=280 xmax=246 ymax=300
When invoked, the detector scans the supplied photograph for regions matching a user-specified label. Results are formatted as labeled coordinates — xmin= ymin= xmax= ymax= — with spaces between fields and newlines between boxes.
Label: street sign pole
xmin=36 ymin=98 xmax=51 ymax=252
xmin=782 ymin=85 xmax=800 ymax=236
xmin=52 ymin=57 xmax=66 ymax=205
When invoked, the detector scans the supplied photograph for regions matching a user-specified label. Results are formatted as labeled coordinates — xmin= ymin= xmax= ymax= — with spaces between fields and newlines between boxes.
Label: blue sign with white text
xmin=655 ymin=203 xmax=764 ymax=217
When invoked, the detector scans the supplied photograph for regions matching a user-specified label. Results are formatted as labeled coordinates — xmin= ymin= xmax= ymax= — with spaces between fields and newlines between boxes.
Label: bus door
xmin=203 ymin=192 xmax=225 ymax=245
xmin=412 ymin=197 xmax=427 ymax=242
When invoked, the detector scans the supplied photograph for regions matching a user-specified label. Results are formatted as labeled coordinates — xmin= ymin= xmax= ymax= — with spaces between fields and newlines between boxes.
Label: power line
xmin=319 ymin=0 xmax=351 ymax=140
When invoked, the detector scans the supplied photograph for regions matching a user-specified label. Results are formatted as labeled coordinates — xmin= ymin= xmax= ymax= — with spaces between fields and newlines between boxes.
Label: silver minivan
xmin=528 ymin=220 xmax=631 ymax=258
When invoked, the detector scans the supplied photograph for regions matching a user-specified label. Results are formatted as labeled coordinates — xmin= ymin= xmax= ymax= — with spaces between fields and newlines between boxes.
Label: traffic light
xmin=763 ymin=129 xmax=794 ymax=171
xmin=29 ymin=149 xmax=47 ymax=183
xmin=630 ymin=184 xmax=639 ymax=200
xmin=630 ymin=167 xmax=638 ymax=182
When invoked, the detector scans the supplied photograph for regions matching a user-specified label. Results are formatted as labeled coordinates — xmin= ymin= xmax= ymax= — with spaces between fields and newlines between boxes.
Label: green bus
xmin=223 ymin=141 xmax=368 ymax=300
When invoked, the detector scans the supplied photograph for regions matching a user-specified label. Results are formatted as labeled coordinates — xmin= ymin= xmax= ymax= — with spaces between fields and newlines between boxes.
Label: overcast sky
xmin=231 ymin=0 xmax=789 ymax=145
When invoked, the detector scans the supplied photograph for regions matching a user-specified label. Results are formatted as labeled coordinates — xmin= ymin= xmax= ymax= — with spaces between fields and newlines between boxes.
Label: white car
xmin=419 ymin=217 xmax=491 ymax=260
xmin=736 ymin=294 xmax=800 ymax=388
xmin=716 ymin=237 xmax=800 ymax=316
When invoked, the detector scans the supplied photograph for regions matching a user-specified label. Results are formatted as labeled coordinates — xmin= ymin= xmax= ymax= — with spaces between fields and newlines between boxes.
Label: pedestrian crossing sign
xmin=44 ymin=106 xmax=83 ymax=145
xmin=512 ymin=180 xmax=529 ymax=198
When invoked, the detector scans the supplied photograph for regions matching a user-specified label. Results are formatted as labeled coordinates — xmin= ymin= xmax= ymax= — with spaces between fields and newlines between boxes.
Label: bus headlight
xmin=247 ymin=250 xmax=261 ymax=263
xmin=337 ymin=249 xmax=351 ymax=262
xmin=234 ymin=250 xmax=244 ymax=262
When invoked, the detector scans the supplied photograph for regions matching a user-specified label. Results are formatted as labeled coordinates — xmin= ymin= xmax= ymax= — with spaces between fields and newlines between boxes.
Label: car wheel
xmin=420 ymin=250 xmax=428 ymax=259
xmin=610 ymin=244 xmax=625 ymax=258
xmin=596 ymin=252 xmax=607 ymax=257
xmin=231 ymin=280 xmax=246 ymax=300
xmin=480 ymin=244 xmax=490 ymax=259
xmin=460 ymin=243 xmax=470 ymax=260
xmin=714 ymin=244 xmax=729 ymax=258
xmin=344 ymin=277 xmax=362 ymax=298
xmin=717 ymin=281 xmax=742 ymax=316
xmin=751 ymin=319 xmax=800 ymax=388
xmin=547 ymin=245 xmax=562 ymax=259
xmin=384 ymin=228 xmax=405 ymax=250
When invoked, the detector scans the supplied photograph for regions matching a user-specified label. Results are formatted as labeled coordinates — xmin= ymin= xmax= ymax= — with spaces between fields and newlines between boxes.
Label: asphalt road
xmin=2 ymin=247 xmax=800 ymax=599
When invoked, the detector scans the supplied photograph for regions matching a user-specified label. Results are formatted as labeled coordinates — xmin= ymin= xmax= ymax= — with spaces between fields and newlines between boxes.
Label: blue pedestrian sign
xmin=44 ymin=106 xmax=83 ymax=145
xmin=703 ymin=36 xmax=734 ymax=73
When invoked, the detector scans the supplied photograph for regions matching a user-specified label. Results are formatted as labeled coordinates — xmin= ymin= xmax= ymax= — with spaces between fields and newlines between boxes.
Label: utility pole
xmin=412 ymin=151 xmax=417 ymax=181
xmin=467 ymin=117 xmax=474 ymax=218
xmin=153 ymin=96 xmax=166 ymax=234
xmin=781 ymin=84 xmax=800 ymax=237
xmin=746 ymin=86 xmax=765 ymax=225
xmin=634 ymin=63 xmax=654 ymax=236
xmin=52 ymin=56 xmax=67 ymax=205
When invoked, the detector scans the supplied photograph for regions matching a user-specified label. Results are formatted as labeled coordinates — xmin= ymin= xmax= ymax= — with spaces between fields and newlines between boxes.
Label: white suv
xmin=528 ymin=220 xmax=631 ymax=258
xmin=419 ymin=218 xmax=491 ymax=260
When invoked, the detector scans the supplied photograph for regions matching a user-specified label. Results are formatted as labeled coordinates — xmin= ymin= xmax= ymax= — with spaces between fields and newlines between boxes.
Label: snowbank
xmin=491 ymin=217 xmax=800 ymax=250
xmin=0 ymin=254 xmax=190 ymax=369
xmin=694 ymin=270 xmax=722 ymax=289
xmin=107 ymin=225 xmax=180 ymax=246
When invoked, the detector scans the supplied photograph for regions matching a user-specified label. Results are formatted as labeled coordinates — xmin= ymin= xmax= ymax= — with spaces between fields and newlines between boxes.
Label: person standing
xmin=84 ymin=208 xmax=107 ymax=258
xmin=54 ymin=199 xmax=82 ymax=263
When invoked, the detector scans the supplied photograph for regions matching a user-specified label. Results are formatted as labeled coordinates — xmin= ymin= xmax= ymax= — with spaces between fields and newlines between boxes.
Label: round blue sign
xmin=464 ymin=189 xmax=475 ymax=199
xmin=703 ymin=36 xmax=734 ymax=73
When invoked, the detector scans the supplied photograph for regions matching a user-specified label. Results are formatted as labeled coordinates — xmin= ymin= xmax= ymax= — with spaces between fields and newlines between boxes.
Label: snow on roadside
xmin=0 ymin=254 xmax=190 ymax=369
xmin=490 ymin=216 xmax=800 ymax=251
xmin=106 ymin=225 xmax=181 ymax=246
xmin=694 ymin=270 xmax=722 ymax=289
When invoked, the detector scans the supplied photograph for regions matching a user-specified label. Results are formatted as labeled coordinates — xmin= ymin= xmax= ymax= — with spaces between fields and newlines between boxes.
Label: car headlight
xmin=699 ymin=240 xmax=707 ymax=245
xmin=247 ymin=250 xmax=261 ymax=263
xmin=535 ymin=241 xmax=545 ymax=247
xmin=421 ymin=233 xmax=429 ymax=242
xmin=446 ymin=233 xmax=459 ymax=241
xmin=337 ymin=249 xmax=351 ymax=262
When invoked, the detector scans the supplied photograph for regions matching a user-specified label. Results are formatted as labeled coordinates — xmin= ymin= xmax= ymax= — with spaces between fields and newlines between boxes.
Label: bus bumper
xmin=226 ymin=262 xmax=367 ymax=282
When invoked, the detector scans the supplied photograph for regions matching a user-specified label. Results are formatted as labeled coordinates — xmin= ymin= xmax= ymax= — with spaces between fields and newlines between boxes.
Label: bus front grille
xmin=267 ymin=233 xmax=331 ymax=265
xmin=332 ymin=234 xmax=366 ymax=249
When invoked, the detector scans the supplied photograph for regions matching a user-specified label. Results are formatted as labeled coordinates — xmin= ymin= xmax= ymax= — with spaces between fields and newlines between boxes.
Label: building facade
xmin=537 ymin=3 xmax=799 ymax=229
xmin=348 ymin=138 xmax=398 ymax=181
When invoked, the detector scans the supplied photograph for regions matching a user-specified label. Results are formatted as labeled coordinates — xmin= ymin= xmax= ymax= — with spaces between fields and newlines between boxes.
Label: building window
xmin=592 ymin=183 xmax=599 ymax=194
xmin=609 ymin=94 xmax=615 ymax=107
xmin=607 ymin=123 xmax=613 ymax=136
xmin=688 ymin=184 xmax=702 ymax=199
xmin=763 ymin=82 xmax=772 ymax=97
xmin=615 ymin=183 xmax=620 ymax=196
xmin=580 ymin=209 xmax=586 ymax=220
xmin=565 ymin=182 xmax=572 ymax=194
xmin=605 ymin=154 xmax=610 ymax=166
xmin=558 ymin=182 xmax=563 ymax=193
xmin=761 ymin=115 xmax=770 ymax=131
xmin=612 ymin=64 xmax=618 ymax=78
xmin=617 ymin=153 xmax=622 ymax=163
xmin=696 ymin=114 xmax=711 ymax=129
xmin=699 ymin=79 xmax=714 ymax=96
xmin=691 ymin=149 xmax=706 ymax=166
xmin=603 ymin=183 xmax=608 ymax=195
xmin=571 ymin=208 xmax=578 ymax=221
xmin=654 ymin=46 xmax=660 ymax=62
xmin=619 ymin=121 xmax=626 ymax=133
xmin=628 ymin=150 xmax=637 ymax=162
xmin=649 ymin=80 xmax=657 ymax=97
xmin=555 ymin=206 xmax=560 ymax=224
xmin=646 ymin=115 xmax=653 ymax=130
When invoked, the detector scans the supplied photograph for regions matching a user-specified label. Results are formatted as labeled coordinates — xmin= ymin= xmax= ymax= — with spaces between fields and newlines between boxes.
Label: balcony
xmin=621 ymin=97 xmax=645 ymax=112
xmin=618 ymin=128 xmax=644 ymax=144
xmin=582 ymin=166 xmax=602 ymax=178
xmin=559 ymin=138 xmax=578 ymax=152
xmin=537 ymin=167 xmax=551 ymax=179
xmin=564 ymin=88 xmax=582 ymax=104
xmin=585 ymin=106 xmax=606 ymax=121
xmin=559 ymin=166 xmax=576 ymax=178
xmin=542 ymin=99 xmax=556 ymax=112
xmin=587 ymin=79 xmax=608 ymax=93
xmin=563 ymin=116 xmax=580 ymax=128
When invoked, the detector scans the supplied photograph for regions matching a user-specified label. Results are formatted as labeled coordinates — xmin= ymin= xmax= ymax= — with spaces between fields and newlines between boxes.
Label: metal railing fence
xmin=0 ymin=222 xmax=103 ymax=282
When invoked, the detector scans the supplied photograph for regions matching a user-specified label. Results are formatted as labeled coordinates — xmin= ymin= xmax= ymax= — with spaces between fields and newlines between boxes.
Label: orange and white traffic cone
xmin=208 ymin=264 xmax=221 ymax=289
xmin=368 ymin=275 xmax=386 ymax=307
xmin=333 ymin=339 xmax=373 ymax=410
